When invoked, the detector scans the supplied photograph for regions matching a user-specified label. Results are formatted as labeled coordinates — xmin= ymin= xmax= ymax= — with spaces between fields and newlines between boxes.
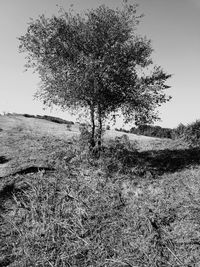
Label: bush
xmin=182 ymin=120 xmax=200 ymax=147
xmin=173 ymin=120 xmax=200 ymax=147
xmin=172 ymin=123 xmax=186 ymax=139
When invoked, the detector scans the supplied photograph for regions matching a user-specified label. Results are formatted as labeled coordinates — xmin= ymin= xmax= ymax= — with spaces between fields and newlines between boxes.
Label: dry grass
xmin=0 ymin=115 xmax=200 ymax=266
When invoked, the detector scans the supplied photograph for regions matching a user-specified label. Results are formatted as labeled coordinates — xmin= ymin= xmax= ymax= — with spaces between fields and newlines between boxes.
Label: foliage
xmin=115 ymin=124 xmax=174 ymax=139
xmin=182 ymin=120 xmax=200 ymax=147
xmin=172 ymin=123 xmax=186 ymax=139
xmin=130 ymin=124 xmax=173 ymax=139
xmin=172 ymin=120 xmax=200 ymax=147
xmin=19 ymin=2 xmax=171 ymax=147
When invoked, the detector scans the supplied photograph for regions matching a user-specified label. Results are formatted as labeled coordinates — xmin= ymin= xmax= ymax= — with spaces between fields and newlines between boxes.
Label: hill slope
xmin=1 ymin=114 xmax=200 ymax=266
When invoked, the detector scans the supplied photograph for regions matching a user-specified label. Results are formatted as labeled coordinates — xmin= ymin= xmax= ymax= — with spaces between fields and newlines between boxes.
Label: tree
xmin=19 ymin=1 xmax=171 ymax=148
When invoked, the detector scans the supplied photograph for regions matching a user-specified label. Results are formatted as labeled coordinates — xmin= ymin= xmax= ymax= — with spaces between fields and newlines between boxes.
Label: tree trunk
xmin=97 ymin=104 xmax=102 ymax=150
xmin=90 ymin=104 xmax=96 ymax=148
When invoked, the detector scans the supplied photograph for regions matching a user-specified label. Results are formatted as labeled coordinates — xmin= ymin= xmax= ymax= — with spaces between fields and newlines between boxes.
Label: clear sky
xmin=0 ymin=0 xmax=200 ymax=128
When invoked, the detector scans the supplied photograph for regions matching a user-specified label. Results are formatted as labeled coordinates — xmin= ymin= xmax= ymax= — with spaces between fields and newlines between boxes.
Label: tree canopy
xmin=19 ymin=2 xmax=171 ymax=147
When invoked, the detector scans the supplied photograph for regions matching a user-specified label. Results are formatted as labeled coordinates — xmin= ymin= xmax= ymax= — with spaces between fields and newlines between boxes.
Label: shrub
xmin=172 ymin=120 xmax=200 ymax=146
xmin=182 ymin=120 xmax=200 ymax=147
xmin=172 ymin=123 xmax=186 ymax=139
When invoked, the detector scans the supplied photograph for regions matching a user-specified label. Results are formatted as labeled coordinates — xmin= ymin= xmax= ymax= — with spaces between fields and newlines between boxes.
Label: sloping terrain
xmin=1 ymin=114 xmax=200 ymax=266
xmin=0 ymin=114 xmax=165 ymax=141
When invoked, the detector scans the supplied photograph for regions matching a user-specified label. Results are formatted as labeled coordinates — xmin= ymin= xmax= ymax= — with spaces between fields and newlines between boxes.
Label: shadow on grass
xmin=139 ymin=147 xmax=200 ymax=174
xmin=0 ymin=166 xmax=55 ymax=179
xmin=0 ymin=256 xmax=15 ymax=267
xmin=0 ymin=183 xmax=15 ymax=200
xmin=0 ymin=156 xmax=9 ymax=164
xmin=11 ymin=166 xmax=55 ymax=176
xmin=0 ymin=182 xmax=30 ymax=212
xmin=0 ymin=166 xmax=55 ymax=211
xmin=113 ymin=147 xmax=200 ymax=176
xmin=0 ymin=183 xmax=16 ymax=212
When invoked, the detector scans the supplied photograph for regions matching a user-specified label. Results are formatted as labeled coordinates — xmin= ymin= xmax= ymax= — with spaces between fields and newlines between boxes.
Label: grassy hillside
xmin=1 ymin=114 xmax=200 ymax=266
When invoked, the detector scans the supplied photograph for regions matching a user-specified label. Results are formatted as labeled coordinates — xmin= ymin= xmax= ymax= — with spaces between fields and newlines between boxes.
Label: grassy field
xmin=0 ymin=114 xmax=200 ymax=266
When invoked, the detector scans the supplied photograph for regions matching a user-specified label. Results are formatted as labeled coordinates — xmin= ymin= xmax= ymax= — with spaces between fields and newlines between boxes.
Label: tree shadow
xmin=0 ymin=156 xmax=10 ymax=164
xmin=118 ymin=147 xmax=200 ymax=176
xmin=0 ymin=166 xmax=55 ymax=211
xmin=0 ymin=166 xmax=55 ymax=179
xmin=0 ymin=256 xmax=15 ymax=267
xmin=140 ymin=147 xmax=200 ymax=174
xmin=11 ymin=166 xmax=55 ymax=176
xmin=0 ymin=181 xmax=30 ymax=212
xmin=0 ymin=183 xmax=16 ymax=212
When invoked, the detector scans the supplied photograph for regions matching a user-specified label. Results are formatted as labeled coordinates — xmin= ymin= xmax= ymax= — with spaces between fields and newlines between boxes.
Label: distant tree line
xmin=130 ymin=125 xmax=173 ymax=138
xmin=115 ymin=125 xmax=173 ymax=139
xmin=23 ymin=114 xmax=74 ymax=125
xmin=115 ymin=120 xmax=200 ymax=146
